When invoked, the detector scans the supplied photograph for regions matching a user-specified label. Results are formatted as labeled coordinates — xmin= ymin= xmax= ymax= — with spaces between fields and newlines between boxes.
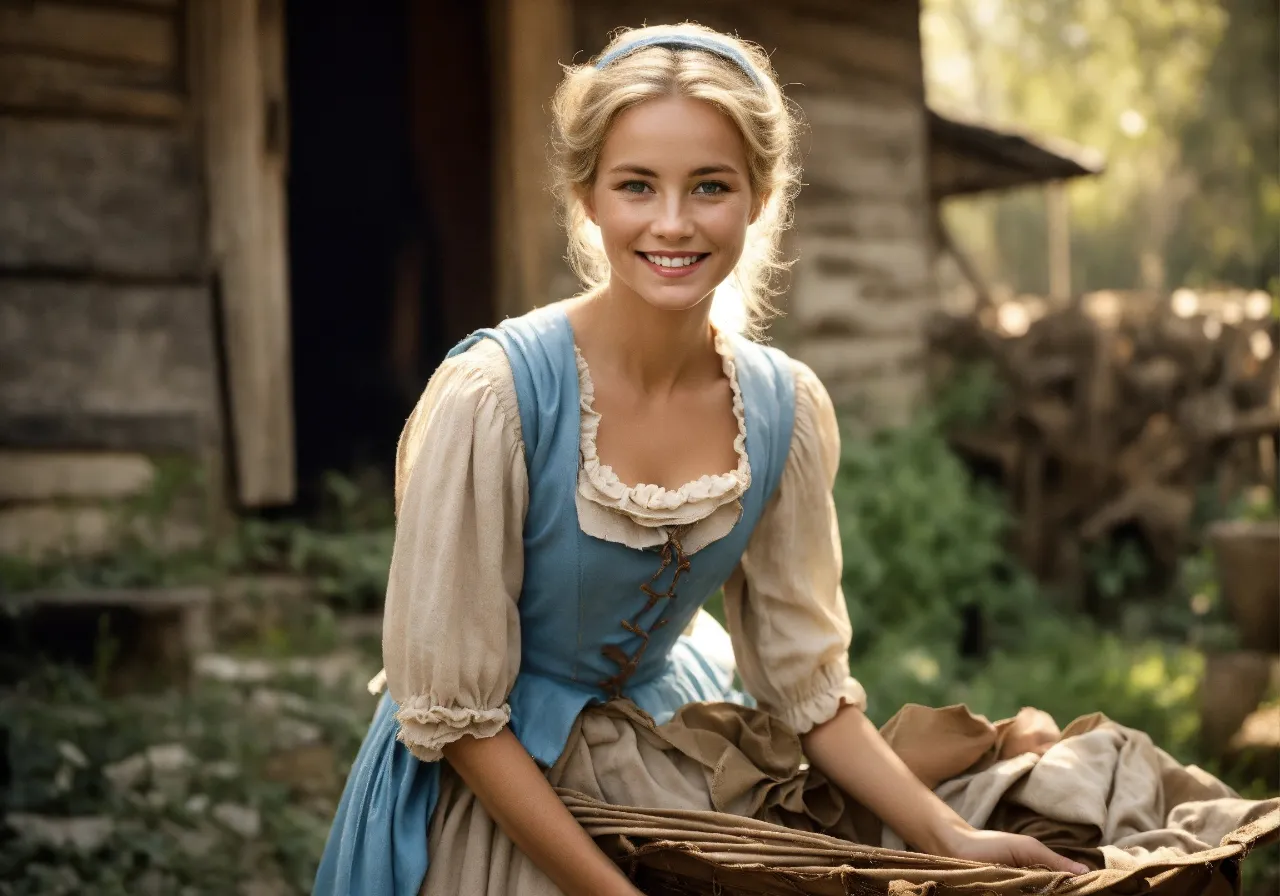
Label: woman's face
xmin=585 ymin=95 xmax=758 ymax=314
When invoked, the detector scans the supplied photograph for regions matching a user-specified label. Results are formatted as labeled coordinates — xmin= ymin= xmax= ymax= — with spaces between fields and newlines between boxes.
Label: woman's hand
xmin=803 ymin=705 xmax=1089 ymax=876
xmin=934 ymin=822 xmax=1088 ymax=874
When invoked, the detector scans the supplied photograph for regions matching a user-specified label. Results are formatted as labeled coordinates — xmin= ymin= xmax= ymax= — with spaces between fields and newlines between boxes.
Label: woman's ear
xmin=749 ymin=190 xmax=771 ymax=225
xmin=577 ymin=183 xmax=598 ymax=225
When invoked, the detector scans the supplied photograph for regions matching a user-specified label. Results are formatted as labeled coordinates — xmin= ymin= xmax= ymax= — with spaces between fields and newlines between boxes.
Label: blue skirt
xmin=313 ymin=694 xmax=440 ymax=896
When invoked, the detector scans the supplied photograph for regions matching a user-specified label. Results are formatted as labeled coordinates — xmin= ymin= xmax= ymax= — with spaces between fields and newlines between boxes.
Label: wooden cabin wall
xmin=573 ymin=0 xmax=937 ymax=424
xmin=0 ymin=0 xmax=220 ymax=558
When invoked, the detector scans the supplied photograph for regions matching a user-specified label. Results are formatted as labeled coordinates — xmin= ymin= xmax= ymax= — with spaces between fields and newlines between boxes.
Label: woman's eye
xmin=693 ymin=181 xmax=729 ymax=195
xmin=620 ymin=181 xmax=650 ymax=194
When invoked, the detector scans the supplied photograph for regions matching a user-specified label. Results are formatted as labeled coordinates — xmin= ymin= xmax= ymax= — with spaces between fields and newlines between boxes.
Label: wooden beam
xmin=1046 ymin=181 xmax=1071 ymax=302
xmin=192 ymin=0 xmax=295 ymax=506
xmin=0 ymin=451 xmax=156 ymax=502
xmin=0 ymin=52 xmax=183 ymax=121
xmin=491 ymin=0 xmax=573 ymax=315
xmin=60 ymin=0 xmax=179 ymax=9
xmin=0 ymin=411 xmax=202 ymax=452
xmin=0 ymin=2 xmax=177 ymax=70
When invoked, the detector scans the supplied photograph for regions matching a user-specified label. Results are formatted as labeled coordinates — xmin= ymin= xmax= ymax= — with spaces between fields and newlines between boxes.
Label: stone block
xmin=0 ymin=451 xmax=156 ymax=502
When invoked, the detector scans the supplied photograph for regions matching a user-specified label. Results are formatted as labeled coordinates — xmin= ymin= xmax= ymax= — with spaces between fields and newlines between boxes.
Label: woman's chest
xmin=590 ymin=379 xmax=741 ymax=490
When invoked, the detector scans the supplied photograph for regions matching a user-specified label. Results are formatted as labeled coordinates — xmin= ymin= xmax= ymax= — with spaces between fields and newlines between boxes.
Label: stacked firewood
xmin=925 ymin=288 xmax=1279 ymax=596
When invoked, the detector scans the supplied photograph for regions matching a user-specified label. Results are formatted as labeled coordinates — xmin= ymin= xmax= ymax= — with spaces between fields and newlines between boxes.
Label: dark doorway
xmin=285 ymin=1 xmax=495 ymax=502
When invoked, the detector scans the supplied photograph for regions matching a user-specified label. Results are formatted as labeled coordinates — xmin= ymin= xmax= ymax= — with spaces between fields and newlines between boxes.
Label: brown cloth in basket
xmin=551 ymin=701 xmax=1278 ymax=896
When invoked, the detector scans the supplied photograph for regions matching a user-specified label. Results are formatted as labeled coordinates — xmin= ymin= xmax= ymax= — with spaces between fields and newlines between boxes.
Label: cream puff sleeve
xmin=722 ymin=359 xmax=867 ymax=734
xmin=381 ymin=339 xmax=528 ymax=761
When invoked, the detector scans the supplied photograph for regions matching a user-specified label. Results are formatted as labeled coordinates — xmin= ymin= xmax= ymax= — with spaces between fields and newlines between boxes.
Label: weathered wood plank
xmin=0 ymin=119 xmax=203 ymax=275
xmin=0 ymin=2 xmax=176 ymax=69
xmin=802 ymin=145 xmax=925 ymax=201
xmin=0 ymin=281 xmax=219 ymax=420
xmin=797 ymin=333 xmax=925 ymax=382
xmin=788 ymin=273 xmax=937 ymax=337
xmin=799 ymin=196 xmax=928 ymax=241
xmin=783 ymin=0 xmax=922 ymax=36
xmin=773 ymin=11 xmax=923 ymax=92
xmin=802 ymin=92 xmax=925 ymax=146
xmin=0 ymin=51 xmax=183 ymax=120
xmin=492 ymin=0 xmax=574 ymax=314
xmin=0 ymin=504 xmax=115 ymax=556
xmin=787 ymin=228 xmax=934 ymax=343
xmin=0 ymin=503 xmax=206 ymax=557
xmin=795 ymin=233 xmax=933 ymax=290
xmin=71 ymin=0 xmax=179 ymax=10
xmin=192 ymin=0 xmax=295 ymax=505
xmin=0 ymin=451 xmax=156 ymax=502
xmin=0 ymin=411 xmax=203 ymax=452
xmin=800 ymin=93 xmax=928 ymax=201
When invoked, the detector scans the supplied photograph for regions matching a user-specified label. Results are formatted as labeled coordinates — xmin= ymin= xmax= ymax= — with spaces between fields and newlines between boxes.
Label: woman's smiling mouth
xmin=638 ymin=251 xmax=711 ymax=277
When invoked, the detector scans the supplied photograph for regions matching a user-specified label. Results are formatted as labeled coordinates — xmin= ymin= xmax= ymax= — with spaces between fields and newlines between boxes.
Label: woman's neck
xmin=572 ymin=281 xmax=720 ymax=396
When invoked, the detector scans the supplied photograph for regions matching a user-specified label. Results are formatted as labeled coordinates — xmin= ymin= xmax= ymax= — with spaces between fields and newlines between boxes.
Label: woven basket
xmin=560 ymin=792 xmax=1280 ymax=896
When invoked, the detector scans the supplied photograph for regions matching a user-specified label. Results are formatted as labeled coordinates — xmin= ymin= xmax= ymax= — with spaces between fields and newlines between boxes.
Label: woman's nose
xmin=650 ymin=196 xmax=696 ymax=240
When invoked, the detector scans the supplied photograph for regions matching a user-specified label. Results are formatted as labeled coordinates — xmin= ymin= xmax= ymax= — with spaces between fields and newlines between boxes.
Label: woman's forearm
xmin=441 ymin=729 xmax=642 ymax=896
xmin=801 ymin=703 xmax=969 ymax=856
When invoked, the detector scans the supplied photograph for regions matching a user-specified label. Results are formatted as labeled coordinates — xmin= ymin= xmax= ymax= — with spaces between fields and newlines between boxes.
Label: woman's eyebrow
xmin=606 ymin=163 xmax=741 ymax=177
xmin=608 ymin=164 xmax=659 ymax=176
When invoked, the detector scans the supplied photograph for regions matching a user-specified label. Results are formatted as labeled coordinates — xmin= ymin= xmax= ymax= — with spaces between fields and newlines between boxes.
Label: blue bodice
xmin=449 ymin=305 xmax=796 ymax=767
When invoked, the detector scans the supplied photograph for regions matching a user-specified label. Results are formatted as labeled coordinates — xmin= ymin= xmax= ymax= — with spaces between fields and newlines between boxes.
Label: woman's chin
xmin=638 ymin=290 xmax=713 ymax=313
xmin=623 ymin=276 xmax=718 ymax=314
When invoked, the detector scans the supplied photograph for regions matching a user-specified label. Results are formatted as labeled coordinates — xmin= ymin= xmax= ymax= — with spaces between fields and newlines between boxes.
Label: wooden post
xmin=1046 ymin=180 xmax=1070 ymax=303
xmin=192 ymin=0 xmax=296 ymax=506
xmin=490 ymin=0 xmax=572 ymax=317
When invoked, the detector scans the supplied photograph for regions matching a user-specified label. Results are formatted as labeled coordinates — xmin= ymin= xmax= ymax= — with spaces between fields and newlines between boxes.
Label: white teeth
xmin=644 ymin=253 xmax=702 ymax=268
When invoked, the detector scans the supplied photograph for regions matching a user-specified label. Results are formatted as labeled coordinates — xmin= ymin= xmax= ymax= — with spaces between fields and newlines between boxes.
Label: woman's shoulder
xmin=728 ymin=336 xmax=831 ymax=415
xmin=419 ymin=338 xmax=519 ymax=434
xmin=441 ymin=336 xmax=514 ymax=384
xmin=785 ymin=356 xmax=831 ymax=410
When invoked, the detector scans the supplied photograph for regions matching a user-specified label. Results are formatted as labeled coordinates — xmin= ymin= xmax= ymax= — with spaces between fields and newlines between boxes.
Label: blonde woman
xmin=314 ymin=23 xmax=1088 ymax=896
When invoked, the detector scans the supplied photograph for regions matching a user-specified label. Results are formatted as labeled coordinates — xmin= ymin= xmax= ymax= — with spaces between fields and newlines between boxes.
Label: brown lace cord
xmin=598 ymin=527 xmax=691 ymax=699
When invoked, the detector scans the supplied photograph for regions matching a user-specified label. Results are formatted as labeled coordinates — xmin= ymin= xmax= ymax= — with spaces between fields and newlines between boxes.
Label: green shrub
xmin=834 ymin=412 xmax=1041 ymax=658
xmin=832 ymin=408 xmax=1206 ymax=763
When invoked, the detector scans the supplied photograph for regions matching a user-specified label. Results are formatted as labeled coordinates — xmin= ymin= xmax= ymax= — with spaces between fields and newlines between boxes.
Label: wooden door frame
xmin=489 ymin=0 xmax=572 ymax=317
xmin=190 ymin=0 xmax=295 ymax=507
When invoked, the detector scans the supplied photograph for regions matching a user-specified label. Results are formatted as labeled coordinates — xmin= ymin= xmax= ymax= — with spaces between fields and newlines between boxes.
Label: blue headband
xmin=594 ymin=34 xmax=766 ymax=90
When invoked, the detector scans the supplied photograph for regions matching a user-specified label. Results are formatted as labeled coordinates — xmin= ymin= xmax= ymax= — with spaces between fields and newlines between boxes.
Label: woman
xmin=314 ymin=22 xmax=1206 ymax=896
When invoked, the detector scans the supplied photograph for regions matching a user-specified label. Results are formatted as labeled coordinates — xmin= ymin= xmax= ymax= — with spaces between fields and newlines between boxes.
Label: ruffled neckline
xmin=575 ymin=328 xmax=751 ymax=529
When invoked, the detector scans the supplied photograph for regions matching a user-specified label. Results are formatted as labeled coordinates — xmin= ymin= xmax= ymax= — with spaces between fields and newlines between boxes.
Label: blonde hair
xmin=550 ymin=23 xmax=803 ymax=338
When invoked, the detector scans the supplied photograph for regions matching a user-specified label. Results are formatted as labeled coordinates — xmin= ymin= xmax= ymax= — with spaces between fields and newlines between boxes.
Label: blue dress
xmin=314 ymin=305 xmax=796 ymax=895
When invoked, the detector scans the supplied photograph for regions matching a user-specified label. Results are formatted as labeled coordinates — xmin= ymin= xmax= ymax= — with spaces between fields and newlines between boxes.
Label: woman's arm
xmin=803 ymin=704 xmax=1088 ymax=873
xmin=384 ymin=348 xmax=637 ymax=891
xmin=443 ymin=731 xmax=643 ymax=896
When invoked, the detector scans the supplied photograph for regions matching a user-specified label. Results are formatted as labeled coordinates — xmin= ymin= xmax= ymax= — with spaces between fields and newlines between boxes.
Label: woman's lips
xmin=637 ymin=252 xmax=710 ymax=278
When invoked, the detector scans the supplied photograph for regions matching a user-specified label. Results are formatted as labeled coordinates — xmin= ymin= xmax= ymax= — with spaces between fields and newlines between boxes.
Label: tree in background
xmin=1167 ymin=0 xmax=1279 ymax=290
xmin=922 ymin=0 xmax=1278 ymax=294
